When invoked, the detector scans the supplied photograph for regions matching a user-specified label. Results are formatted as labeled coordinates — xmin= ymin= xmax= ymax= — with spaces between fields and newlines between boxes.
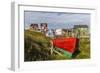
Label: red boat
xmin=52 ymin=38 xmax=79 ymax=54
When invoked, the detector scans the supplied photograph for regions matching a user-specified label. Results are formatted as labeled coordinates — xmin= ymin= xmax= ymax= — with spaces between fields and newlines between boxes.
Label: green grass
xmin=24 ymin=29 xmax=90 ymax=61
xmin=24 ymin=30 xmax=52 ymax=61
xmin=75 ymin=38 xmax=90 ymax=59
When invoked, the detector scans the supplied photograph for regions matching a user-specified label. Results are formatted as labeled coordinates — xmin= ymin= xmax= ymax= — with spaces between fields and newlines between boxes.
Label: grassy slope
xmin=24 ymin=30 xmax=90 ymax=61
xmin=24 ymin=30 xmax=70 ymax=61
xmin=75 ymin=38 xmax=90 ymax=59
xmin=24 ymin=30 xmax=52 ymax=61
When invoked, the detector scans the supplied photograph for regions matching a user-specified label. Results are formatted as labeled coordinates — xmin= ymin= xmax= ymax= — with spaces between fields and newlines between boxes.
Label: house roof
xmin=30 ymin=23 xmax=38 ymax=27
xmin=74 ymin=25 xmax=88 ymax=28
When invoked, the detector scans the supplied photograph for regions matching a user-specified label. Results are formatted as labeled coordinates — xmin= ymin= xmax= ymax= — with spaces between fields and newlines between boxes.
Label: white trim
xmin=11 ymin=2 xmax=19 ymax=71
xmin=11 ymin=2 xmax=97 ymax=71
xmin=15 ymin=1 xmax=96 ymax=10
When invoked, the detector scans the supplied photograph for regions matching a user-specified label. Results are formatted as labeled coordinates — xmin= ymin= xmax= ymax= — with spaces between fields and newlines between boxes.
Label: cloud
xmin=24 ymin=11 xmax=90 ymax=29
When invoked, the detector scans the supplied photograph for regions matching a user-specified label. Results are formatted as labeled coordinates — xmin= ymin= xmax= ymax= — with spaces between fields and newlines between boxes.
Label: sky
xmin=24 ymin=11 xmax=90 ymax=29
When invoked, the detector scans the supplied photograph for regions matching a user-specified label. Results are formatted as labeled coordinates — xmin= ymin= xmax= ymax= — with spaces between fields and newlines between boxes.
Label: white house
xmin=55 ymin=29 xmax=62 ymax=35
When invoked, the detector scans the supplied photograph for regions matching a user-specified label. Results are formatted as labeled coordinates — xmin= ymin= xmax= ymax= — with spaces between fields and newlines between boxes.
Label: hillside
xmin=24 ymin=30 xmax=52 ymax=61
xmin=24 ymin=30 xmax=90 ymax=61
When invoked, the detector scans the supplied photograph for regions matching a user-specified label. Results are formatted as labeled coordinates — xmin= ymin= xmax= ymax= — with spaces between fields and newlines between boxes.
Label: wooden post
xmin=50 ymin=41 xmax=53 ymax=55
